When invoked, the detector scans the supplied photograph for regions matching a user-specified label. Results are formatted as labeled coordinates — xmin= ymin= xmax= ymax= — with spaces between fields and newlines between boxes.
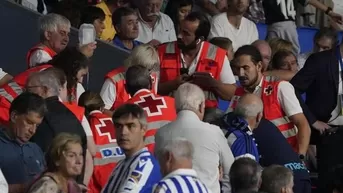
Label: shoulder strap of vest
xmin=235 ymin=87 xmax=246 ymax=95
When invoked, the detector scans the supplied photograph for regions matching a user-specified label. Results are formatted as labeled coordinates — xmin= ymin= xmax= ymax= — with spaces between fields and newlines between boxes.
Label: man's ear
xmin=44 ymin=31 xmax=51 ymax=41
xmin=10 ymin=111 xmax=17 ymax=123
xmin=199 ymin=102 xmax=205 ymax=114
xmin=141 ymin=124 xmax=147 ymax=136
xmin=114 ymin=24 xmax=120 ymax=34
xmin=256 ymin=61 xmax=263 ymax=72
xmin=256 ymin=112 xmax=263 ymax=123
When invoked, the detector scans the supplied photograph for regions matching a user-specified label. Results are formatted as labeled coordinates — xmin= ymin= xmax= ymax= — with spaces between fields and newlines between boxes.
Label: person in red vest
xmin=157 ymin=11 xmax=236 ymax=108
xmin=100 ymin=44 xmax=160 ymax=116
xmin=124 ymin=65 xmax=177 ymax=153
xmin=78 ymin=90 xmax=125 ymax=193
xmin=0 ymin=64 xmax=52 ymax=126
xmin=26 ymin=13 xmax=71 ymax=68
xmin=228 ymin=45 xmax=310 ymax=157
xmin=0 ymin=68 xmax=12 ymax=87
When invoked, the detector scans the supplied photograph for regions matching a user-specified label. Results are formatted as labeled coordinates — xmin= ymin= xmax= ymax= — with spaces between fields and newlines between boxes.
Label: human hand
xmin=312 ymin=121 xmax=331 ymax=134
xmin=328 ymin=11 xmax=343 ymax=25
xmin=148 ymin=39 xmax=161 ymax=47
xmin=190 ymin=72 xmax=216 ymax=90
xmin=79 ymin=41 xmax=97 ymax=58
xmin=174 ymin=74 xmax=191 ymax=87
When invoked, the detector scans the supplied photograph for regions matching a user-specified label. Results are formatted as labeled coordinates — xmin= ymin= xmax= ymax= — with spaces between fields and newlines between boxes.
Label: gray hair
xmin=260 ymin=165 xmax=293 ymax=193
xmin=156 ymin=138 xmax=194 ymax=160
xmin=174 ymin=83 xmax=205 ymax=113
xmin=124 ymin=44 xmax=160 ymax=73
xmin=27 ymin=69 xmax=61 ymax=96
xmin=39 ymin=13 xmax=71 ymax=41
xmin=234 ymin=96 xmax=263 ymax=118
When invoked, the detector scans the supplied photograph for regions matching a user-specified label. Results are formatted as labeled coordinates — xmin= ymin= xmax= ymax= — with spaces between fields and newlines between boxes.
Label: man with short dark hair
xmin=0 ymin=92 xmax=47 ymax=193
xmin=124 ymin=65 xmax=176 ymax=152
xmin=228 ymin=45 xmax=310 ymax=155
xmin=229 ymin=158 xmax=262 ymax=193
xmin=102 ymin=104 xmax=162 ymax=193
xmin=260 ymin=165 xmax=294 ymax=193
xmin=112 ymin=7 xmax=142 ymax=51
xmin=158 ymin=11 xmax=236 ymax=108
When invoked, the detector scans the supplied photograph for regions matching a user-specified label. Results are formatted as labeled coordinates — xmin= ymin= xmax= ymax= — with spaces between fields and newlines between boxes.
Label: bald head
xmin=252 ymin=40 xmax=271 ymax=71
xmin=235 ymin=93 xmax=263 ymax=118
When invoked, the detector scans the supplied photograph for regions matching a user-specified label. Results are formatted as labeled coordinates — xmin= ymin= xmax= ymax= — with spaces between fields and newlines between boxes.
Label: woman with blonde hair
xmin=27 ymin=133 xmax=85 ymax=193
xmin=100 ymin=44 xmax=160 ymax=116
xmin=268 ymin=38 xmax=295 ymax=57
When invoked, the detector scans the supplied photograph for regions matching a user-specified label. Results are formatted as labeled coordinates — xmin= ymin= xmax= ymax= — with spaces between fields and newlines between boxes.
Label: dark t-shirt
xmin=263 ymin=0 xmax=307 ymax=24
xmin=253 ymin=118 xmax=309 ymax=181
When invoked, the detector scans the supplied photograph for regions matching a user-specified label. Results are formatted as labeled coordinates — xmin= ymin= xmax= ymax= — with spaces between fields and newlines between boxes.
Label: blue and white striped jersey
xmin=152 ymin=169 xmax=212 ymax=193
xmin=102 ymin=147 xmax=162 ymax=193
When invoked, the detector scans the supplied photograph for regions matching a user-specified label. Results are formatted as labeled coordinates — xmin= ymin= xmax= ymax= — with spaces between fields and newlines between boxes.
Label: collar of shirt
xmin=163 ymin=169 xmax=198 ymax=179
xmin=0 ymin=129 xmax=30 ymax=146
xmin=89 ymin=110 xmax=102 ymax=115
xmin=133 ymin=89 xmax=151 ymax=97
xmin=244 ymin=76 xmax=263 ymax=95
xmin=136 ymin=10 xmax=161 ymax=26
xmin=113 ymin=36 xmax=142 ymax=51
xmin=180 ymin=42 xmax=204 ymax=73
xmin=177 ymin=110 xmax=200 ymax=121
xmin=125 ymin=147 xmax=149 ymax=159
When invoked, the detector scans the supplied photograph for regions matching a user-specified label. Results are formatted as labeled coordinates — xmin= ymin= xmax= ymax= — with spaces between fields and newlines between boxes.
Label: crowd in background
xmin=1 ymin=0 xmax=343 ymax=193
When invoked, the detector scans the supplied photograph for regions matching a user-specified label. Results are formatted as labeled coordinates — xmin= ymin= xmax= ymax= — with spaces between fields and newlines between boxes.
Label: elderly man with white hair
xmin=26 ymin=13 xmax=71 ymax=68
xmin=220 ymin=93 xmax=262 ymax=161
xmin=27 ymin=68 xmax=95 ymax=186
xmin=155 ymin=83 xmax=234 ymax=193
xmin=153 ymin=138 xmax=211 ymax=193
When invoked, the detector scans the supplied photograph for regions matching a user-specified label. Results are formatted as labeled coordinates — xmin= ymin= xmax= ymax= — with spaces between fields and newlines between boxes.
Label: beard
xmin=238 ymin=71 xmax=259 ymax=89
xmin=177 ymin=38 xmax=198 ymax=51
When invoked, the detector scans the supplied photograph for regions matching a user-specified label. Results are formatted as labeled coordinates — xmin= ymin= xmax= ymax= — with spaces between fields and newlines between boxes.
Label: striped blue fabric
xmin=102 ymin=147 xmax=162 ymax=193
xmin=153 ymin=169 xmax=212 ymax=193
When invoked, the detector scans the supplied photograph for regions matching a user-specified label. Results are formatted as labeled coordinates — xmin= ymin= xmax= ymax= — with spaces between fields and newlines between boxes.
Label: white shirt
xmin=155 ymin=110 xmax=235 ymax=193
xmin=28 ymin=50 xmax=53 ymax=68
xmin=21 ymin=0 xmax=47 ymax=14
xmin=329 ymin=60 xmax=343 ymax=125
xmin=100 ymin=79 xmax=117 ymax=110
xmin=152 ymin=169 xmax=212 ymax=193
xmin=136 ymin=12 xmax=177 ymax=44
xmin=0 ymin=169 xmax=8 ymax=193
xmin=208 ymin=13 xmax=259 ymax=51
xmin=0 ymin=68 xmax=8 ymax=80
xmin=76 ymin=83 xmax=85 ymax=102
xmin=180 ymin=42 xmax=236 ymax=84
xmin=253 ymin=77 xmax=303 ymax=117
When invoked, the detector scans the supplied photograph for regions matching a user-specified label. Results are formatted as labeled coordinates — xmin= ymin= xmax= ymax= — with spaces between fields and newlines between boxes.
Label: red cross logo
xmin=135 ymin=94 xmax=167 ymax=116
xmin=95 ymin=118 xmax=116 ymax=143
xmin=264 ymin=85 xmax=273 ymax=96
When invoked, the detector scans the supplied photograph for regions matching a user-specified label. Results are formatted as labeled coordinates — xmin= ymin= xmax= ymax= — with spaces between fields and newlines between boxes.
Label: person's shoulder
xmin=309 ymin=48 xmax=335 ymax=61
xmin=159 ymin=12 xmax=174 ymax=24
xmin=211 ymin=12 xmax=226 ymax=22
xmin=242 ymin=17 xmax=257 ymax=25
xmin=28 ymin=175 xmax=60 ymax=193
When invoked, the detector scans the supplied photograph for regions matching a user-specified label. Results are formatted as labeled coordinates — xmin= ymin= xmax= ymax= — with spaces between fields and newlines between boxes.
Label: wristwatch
xmin=299 ymin=154 xmax=305 ymax=160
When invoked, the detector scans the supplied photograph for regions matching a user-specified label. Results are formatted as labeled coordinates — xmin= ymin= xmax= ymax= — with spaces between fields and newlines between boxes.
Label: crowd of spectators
xmin=2 ymin=0 xmax=343 ymax=193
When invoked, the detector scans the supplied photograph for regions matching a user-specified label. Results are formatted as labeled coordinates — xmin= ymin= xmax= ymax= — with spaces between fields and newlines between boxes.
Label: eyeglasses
xmin=23 ymin=85 xmax=44 ymax=92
